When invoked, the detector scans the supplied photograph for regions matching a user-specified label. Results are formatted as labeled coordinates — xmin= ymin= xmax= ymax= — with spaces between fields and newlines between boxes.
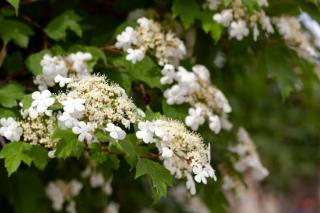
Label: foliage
xmin=0 ymin=0 xmax=319 ymax=212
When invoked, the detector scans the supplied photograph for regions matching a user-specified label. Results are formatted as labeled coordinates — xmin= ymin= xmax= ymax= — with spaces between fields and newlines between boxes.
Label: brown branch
xmin=100 ymin=45 xmax=121 ymax=54
xmin=0 ymin=43 xmax=7 ymax=68
xmin=0 ymin=136 xmax=6 ymax=147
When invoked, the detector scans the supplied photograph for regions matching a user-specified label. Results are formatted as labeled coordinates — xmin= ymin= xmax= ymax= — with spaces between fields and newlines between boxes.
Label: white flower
xmin=40 ymin=54 xmax=68 ymax=77
xmin=192 ymin=65 xmax=210 ymax=82
xmin=175 ymin=67 xmax=200 ymax=92
xmin=214 ymin=52 xmax=226 ymax=68
xmin=103 ymin=202 xmax=120 ymax=213
xmin=260 ymin=13 xmax=274 ymax=33
xmin=136 ymin=121 xmax=156 ymax=143
xmin=48 ymin=150 xmax=56 ymax=158
xmin=72 ymin=121 xmax=94 ymax=142
xmin=214 ymin=90 xmax=232 ymax=113
xmin=257 ymin=0 xmax=268 ymax=7
xmin=164 ymin=85 xmax=189 ymax=105
xmin=69 ymin=180 xmax=83 ymax=196
xmin=229 ymin=20 xmax=249 ymax=40
xmin=204 ymin=0 xmax=222 ymax=10
xmin=160 ymin=64 xmax=176 ymax=85
xmin=58 ymin=112 xmax=80 ymax=129
xmin=161 ymin=147 xmax=173 ymax=158
xmin=105 ymin=123 xmax=126 ymax=140
xmin=126 ymin=48 xmax=145 ymax=63
xmin=220 ymin=114 xmax=233 ymax=130
xmin=208 ymin=115 xmax=221 ymax=134
xmin=186 ymin=174 xmax=196 ymax=195
xmin=36 ymin=54 xmax=69 ymax=90
xmin=137 ymin=108 xmax=146 ymax=117
xmin=193 ymin=165 xmax=209 ymax=184
xmin=90 ymin=173 xmax=105 ymax=188
xmin=46 ymin=182 xmax=64 ymax=211
xmin=204 ymin=164 xmax=217 ymax=181
xmin=185 ymin=107 xmax=205 ymax=131
xmin=66 ymin=52 xmax=92 ymax=75
xmin=66 ymin=201 xmax=76 ymax=213
xmin=61 ymin=97 xmax=85 ymax=114
xmin=0 ymin=117 xmax=22 ymax=141
xmin=121 ymin=118 xmax=131 ymax=129
xmin=137 ymin=17 xmax=153 ymax=28
xmin=28 ymin=90 xmax=55 ymax=119
xmin=115 ymin=26 xmax=139 ymax=51
xmin=213 ymin=9 xmax=233 ymax=27
xmin=54 ymin=74 xmax=72 ymax=87
xmin=300 ymin=12 xmax=320 ymax=45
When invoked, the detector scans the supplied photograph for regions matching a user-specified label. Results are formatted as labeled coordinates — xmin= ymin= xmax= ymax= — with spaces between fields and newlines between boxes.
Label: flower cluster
xmin=56 ymin=75 xmax=140 ymax=143
xmin=136 ymin=118 xmax=216 ymax=194
xmin=273 ymin=16 xmax=318 ymax=57
xmin=229 ymin=127 xmax=269 ymax=180
xmin=81 ymin=165 xmax=113 ymax=195
xmin=212 ymin=0 xmax=274 ymax=41
xmin=46 ymin=179 xmax=83 ymax=213
xmin=162 ymin=64 xmax=232 ymax=134
xmin=34 ymin=52 xmax=93 ymax=90
xmin=299 ymin=13 xmax=320 ymax=48
xmin=115 ymin=17 xmax=186 ymax=65
xmin=20 ymin=115 xmax=57 ymax=148
xmin=2 ymin=54 xmax=142 ymax=148
xmin=221 ymin=169 xmax=247 ymax=203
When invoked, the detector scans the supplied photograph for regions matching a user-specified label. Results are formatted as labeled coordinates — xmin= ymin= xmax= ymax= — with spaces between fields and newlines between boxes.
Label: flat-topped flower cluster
xmin=210 ymin=0 xmax=274 ymax=41
xmin=219 ymin=127 xmax=269 ymax=203
xmin=229 ymin=127 xmax=269 ymax=180
xmin=115 ymin=17 xmax=186 ymax=65
xmin=162 ymin=64 xmax=232 ymax=134
xmin=208 ymin=0 xmax=319 ymax=58
xmin=136 ymin=118 xmax=216 ymax=194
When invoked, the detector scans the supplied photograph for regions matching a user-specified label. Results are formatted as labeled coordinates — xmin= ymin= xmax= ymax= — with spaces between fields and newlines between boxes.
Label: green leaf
xmin=161 ymin=100 xmax=188 ymax=122
xmin=262 ymin=46 xmax=297 ymax=99
xmin=52 ymin=128 xmax=84 ymax=159
xmin=0 ymin=17 xmax=33 ymax=48
xmin=20 ymin=94 xmax=32 ymax=110
xmin=11 ymin=170 xmax=48 ymax=213
xmin=25 ymin=46 xmax=65 ymax=75
xmin=242 ymin=0 xmax=259 ymax=12
xmin=69 ymin=45 xmax=107 ymax=68
xmin=0 ymin=142 xmax=33 ymax=176
xmin=172 ymin=0 xmax=201 ymax=28
xmin=200 ymin=11 xmax=223 ymax=42
xmin=25 ymin=49 xmax=50 ymax=75
xmin=0 ymin=82 xmax=25 ymax=108
xmin=120 ymin=135 xmax=138 ymax=167
xmin=224 ymin=0 xmax=232 ymax=6
xmin=88 ymin=143 xmax=108 ymax=164
xmin=112 ymin=55 xmax=163 ymax=89
xmin=0 ymin=108 xmax=17 ymax=118
xmin=6 ymin=0 xmax=19 ymax=16
xmin=44 ymin=10 xmax=82 ymax=41
xmin=135 ymin=158 xmax=172 ymax=202
xmin=144 ymin=106 xmax=162 ymax=121
xmin=25 ymin=145 xmax=48 ymax=170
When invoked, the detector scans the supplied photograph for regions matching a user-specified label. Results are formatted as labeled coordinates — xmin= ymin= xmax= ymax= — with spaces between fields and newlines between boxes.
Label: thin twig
xmin=100 ymin=45 xmax=121 ymax=54
xmin=0 ymin=43 xmax=7 ymax=68
xmin=0 ymin=136 xmax=6 ymax=147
